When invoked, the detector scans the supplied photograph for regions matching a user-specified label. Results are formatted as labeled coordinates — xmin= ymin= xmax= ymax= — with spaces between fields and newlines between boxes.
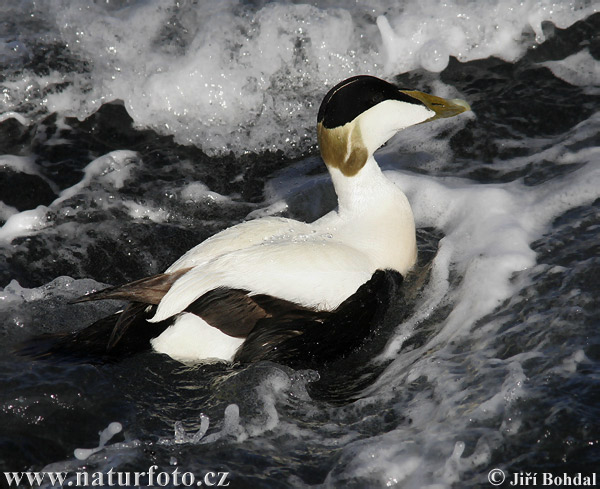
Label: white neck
xmin=326 ymin=155 xmax=417 ymax=275
xmin=329 ymin=155 xmax=388 ymax=214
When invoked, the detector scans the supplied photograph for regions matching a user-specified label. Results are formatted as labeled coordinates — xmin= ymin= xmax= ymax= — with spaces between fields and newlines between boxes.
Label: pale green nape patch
xmin=317 ymin=122 xmax=369 ymax=177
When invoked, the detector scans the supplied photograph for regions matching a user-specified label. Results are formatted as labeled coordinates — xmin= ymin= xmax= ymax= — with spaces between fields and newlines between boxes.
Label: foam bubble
xmin=122 ymin=201 xmax=169 ymax=223
xmin=1 ymin=155 xmax=40 ymax=175
xmin=201 ymin=404 xmax=247 ymax=443
xmin=0 ymin=206 xmax=51 ymax=242
xmin=74 ymin=421 xmax=123 ymax=460
xmin=180 ymin=182 xmax=230 ymax=204
xmin=173 ymin=414 xmax=210 ymax=444
xmin=418 ymin=40 xmax=450 ymax=73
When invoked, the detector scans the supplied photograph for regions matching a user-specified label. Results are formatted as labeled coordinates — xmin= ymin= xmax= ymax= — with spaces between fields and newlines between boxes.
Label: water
xmin=1 ymin=1 xmax=599 ymax=487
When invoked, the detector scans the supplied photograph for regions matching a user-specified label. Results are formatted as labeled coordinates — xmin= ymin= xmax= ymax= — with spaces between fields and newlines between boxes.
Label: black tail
xmin=15 ymin=306 xmax=170 ymax=364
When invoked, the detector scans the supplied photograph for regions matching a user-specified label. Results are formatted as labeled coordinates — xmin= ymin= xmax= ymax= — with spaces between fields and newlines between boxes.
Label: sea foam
xmin=0 ymin=151 xmax=140 ymax=242
xmin=1 ymin=0 xmax=596 ymax=156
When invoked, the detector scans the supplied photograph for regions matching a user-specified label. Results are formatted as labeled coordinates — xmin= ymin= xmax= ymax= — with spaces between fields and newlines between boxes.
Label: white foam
xmin=173 ymin=415 xmax=210 ymax=444
xmin=1 ymin=154 xmax=39 ymax=174
xmin=0 ymin=201 xmax=18 ymax=222
xmin=0 ymin=150 xmax=139 ymax=242
xmin=41 ymin=1 xmax=374 ymax=156
xmin=55 ymin=150 xmax=139 ymax=205
xmin=0 ymin=205 xmax=51 ymax=242
xmin=556 ymin=349 xmax=590 ymax=375
xmin=541 ymin=49 xmax=600 ymax=91
xmin=1 ymin=275 xmax=98 ymax=304
xmin=201 ymin=404 xmax=248 ymax=443
xmin=180 ymin=182 xmax=230 ymax=204
xmin=122 ymin=201 xmax=169 ymax=223
xmin=377 ymin=1 xmax=598 ymax=73
xmin=0 ymin=70 xmax=66 ymax=116
xmin=74 ymin=421 xmax=122 ymax=461
xmin=2 ymin=1 xmax=596 ymax=156
xmin=375 ymin=160 xmax=600 ymax=360
xmin=0 ymin=154 xmax=58 ymax=193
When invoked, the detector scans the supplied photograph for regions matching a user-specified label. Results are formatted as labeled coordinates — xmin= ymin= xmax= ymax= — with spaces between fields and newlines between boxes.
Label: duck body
xmin=149 ymin=157 xmax=416 ymax=361
xmin=19 ymin=75 xmax=469 ymax=364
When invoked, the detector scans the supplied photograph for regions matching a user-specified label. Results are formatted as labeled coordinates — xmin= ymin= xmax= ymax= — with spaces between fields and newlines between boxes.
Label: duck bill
xmin=400 ymin=90 xmax=470 ymax=121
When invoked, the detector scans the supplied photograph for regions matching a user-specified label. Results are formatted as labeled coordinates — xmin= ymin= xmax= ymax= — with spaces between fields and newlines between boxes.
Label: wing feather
xmin=166 ymin=217 xmax=307 ymax=272
xmin=150 ymin=240 xmax=375 ymax=323
xmin=74 ymin=268 xmax=190 ymax=305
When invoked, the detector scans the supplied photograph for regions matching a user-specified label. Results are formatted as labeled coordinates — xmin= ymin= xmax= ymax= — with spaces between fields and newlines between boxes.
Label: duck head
xmin=317 ymin=75 xmax=470 ymax=176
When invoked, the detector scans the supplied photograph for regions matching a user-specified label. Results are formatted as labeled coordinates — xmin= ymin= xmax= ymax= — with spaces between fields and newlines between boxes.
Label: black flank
xmin=234 ymin=269 xmax=404 ymax=367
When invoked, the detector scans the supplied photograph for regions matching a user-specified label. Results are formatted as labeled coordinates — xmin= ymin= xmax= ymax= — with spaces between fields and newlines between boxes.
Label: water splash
xmin=1 ymin=0 xmax=596 ymax=156
xmin=74 ymin=422 xmax=123 ymax=461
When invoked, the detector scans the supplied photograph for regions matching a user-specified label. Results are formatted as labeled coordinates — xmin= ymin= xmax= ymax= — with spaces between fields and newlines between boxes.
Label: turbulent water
xmin=1 ymin=1 xmax=599 ymax=487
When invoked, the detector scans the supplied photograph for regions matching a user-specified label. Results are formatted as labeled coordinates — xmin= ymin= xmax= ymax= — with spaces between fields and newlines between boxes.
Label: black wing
xmin=234 ymin=269 xmax=404 ymax=366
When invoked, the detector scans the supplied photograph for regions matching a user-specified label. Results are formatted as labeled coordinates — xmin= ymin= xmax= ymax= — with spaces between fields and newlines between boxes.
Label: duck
xmin=19 ymin=75 xmax=469 ymax=365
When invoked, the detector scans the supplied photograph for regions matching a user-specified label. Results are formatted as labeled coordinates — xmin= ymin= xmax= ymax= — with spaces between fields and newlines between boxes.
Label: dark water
xmin=1 ymin=4 xmax=599 ymax=489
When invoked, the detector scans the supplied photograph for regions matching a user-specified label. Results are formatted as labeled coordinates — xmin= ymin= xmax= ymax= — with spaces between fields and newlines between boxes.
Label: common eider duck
xmin=19 ymin=75 xmax=469 ymax=365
